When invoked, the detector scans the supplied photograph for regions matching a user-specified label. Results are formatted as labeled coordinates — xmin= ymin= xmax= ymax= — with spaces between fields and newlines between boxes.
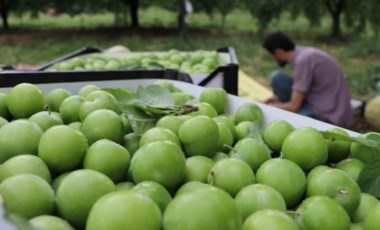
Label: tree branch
xmin=5 ymin=0 xmax=11 ymax=8
xmin=325 ymin=0 xmax=348 ymax=14
xmin=336 ymin=0 xmax=348 ymax=14
xmin=324 ymin=0 xmax=334 ymax=14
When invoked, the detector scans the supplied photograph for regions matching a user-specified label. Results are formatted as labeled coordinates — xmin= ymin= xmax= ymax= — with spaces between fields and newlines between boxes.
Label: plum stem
xmin=285 ymin=210 xmax=300 ymax=216
xmin=223 ymin=144 xmax=234 ymax=152
xmin=44 ymin=104 xmax=51 ymax=115
xmin=181 ymin=104 xmax=198 ymax=114
xmin=210 ymin=170 xmax=215 ymax=185
xmin=339 ymin=189 xmax=351 ymax=195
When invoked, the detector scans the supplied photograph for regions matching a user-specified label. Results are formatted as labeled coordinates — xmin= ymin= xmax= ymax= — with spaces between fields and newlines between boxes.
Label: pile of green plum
xmin=0 ymin=80 xmax=379 ymax=230
xmin=48 ymin=50 xmax=226 ymax=74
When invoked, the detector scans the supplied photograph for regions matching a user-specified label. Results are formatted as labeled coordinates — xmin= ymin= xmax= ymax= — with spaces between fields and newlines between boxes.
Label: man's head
xmin=263 ymin=31 xmax=296 ymax=67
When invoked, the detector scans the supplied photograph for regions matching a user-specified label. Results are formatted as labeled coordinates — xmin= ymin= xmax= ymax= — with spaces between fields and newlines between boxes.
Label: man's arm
xmin=262 ymin=95 xmax=278 ymax=104
xmin=273 ymin=90 xmax=305 ymax=113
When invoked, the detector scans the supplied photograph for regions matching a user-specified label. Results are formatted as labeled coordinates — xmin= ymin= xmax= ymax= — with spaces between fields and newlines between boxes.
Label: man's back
xmin=291 ymin=46 xmax=353 ymax=128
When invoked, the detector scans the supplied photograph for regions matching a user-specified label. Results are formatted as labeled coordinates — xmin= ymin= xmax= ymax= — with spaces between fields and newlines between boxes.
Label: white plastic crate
xmin=0 ymin=78 xmax=359 ymax=137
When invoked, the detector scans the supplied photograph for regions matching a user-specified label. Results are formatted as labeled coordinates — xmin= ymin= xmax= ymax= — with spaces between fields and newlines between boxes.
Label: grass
xmin=1 ymin=7 xmax=380 ymax=99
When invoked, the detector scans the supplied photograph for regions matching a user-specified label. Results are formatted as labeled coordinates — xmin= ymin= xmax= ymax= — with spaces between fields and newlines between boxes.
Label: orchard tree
xmin=245 ymin=0 xmax=380 ymax=38
xmin=104 ymin=0 xmax=130 ymax=27
xmin=1 ymin=0 xmax=51 ymax=30
xmin=192 ymin=0 xmax=239 ymax=27
xmin=367 ymin=1 xmax=380 ymax=37
xmin=214 ymin=0 xmax=239 ymax=27
xmin=344 ymin=0 xmax=380 ymax=37
xmin=323 ymin=0 xmax=347 ymax=37
xmin=53 ymin=0 xmax=112 ymax=28
xmin=14 ymin=0 xmax=51 ymax=18
xmin=127 ymin=0 xmax=139 ymax=28
xmin=0 ymin=0 xmax=11 ymax=30
xmin=192 ymin=0 xmax=214 ymax=19
xmin=178 ymin=0 xmax=187 ymax=34
xmin=93 ymin=0 xmax=139 ymax=28
xmin=107 ymin=0 xmax=180 ymax=29
xmin=141 ymin=0 xmax=188 ymax=32
xmin=243 ymin=0 xmax=285 ymax=31
xmin=290 ymin=0 xmax=348 ymax=38
xmin=292 ymin=0 xmax=380 ymax=38
xmin=53 ymin=0 xmax=107 ymax=15
xmin=118 ymin=0 xmax=145 ymax=28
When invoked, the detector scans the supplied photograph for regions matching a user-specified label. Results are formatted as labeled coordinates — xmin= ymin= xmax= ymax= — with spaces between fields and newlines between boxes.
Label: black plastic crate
xmin=0 ymin=69 xmax=193 ymax=88
xmin=36 ymin=46 xmax=103 ymax=71
xmin=195 ymin=47 xmax=239 ymax=95
xmin=1 ymin=46 xmax=239 ymax=95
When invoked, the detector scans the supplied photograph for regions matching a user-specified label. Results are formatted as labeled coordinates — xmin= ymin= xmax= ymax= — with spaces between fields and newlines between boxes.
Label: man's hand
xmin=262 ymin=96 xmax=278 ymax=104
xmin=267 ymin=90 xmax=305 ymax=113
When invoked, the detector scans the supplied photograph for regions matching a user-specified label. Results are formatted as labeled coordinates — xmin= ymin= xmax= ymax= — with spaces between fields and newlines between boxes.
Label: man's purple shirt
xmin=291 ymin=46 xmax=353 ymax=128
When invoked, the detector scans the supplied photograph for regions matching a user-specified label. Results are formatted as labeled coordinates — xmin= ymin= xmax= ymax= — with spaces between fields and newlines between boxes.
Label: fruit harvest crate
xmin=187 ymin=47 xmax=239 ymax=95
xmin=0 ymin=78 xmax=361 ymax=229
xmin=0 ymin=69 xmax=193 ymax=88
xmin=0 ymin=78 xmax=359 ymax=137
xmin=0 ymin=46 xmax=239 ymax=95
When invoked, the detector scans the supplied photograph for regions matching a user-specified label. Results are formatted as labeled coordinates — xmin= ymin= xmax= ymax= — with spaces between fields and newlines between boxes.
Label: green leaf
xmin=134 ymin=103 xmax=173 ymax=116
xmin=102 ymin=88 xmax=136 ymax=104
xmin=136 ymin=85 xmax=176 ymax=109
xmin=245 ymin=121 xmax=272 ymax=154
xmin=120 ymin=104 xmax=157 ymax=135
xmin=365 ymin=133 xmax=380 ymax=142
xmin=358 ymin=159 xmax=380 ymax=198
xmin=321 ymin=131 xmax=380 ymax=150
xmin=113 ymin=84 xmax=197 ymax=135
xmin=245 ymin=121 xmax=264 ymax=142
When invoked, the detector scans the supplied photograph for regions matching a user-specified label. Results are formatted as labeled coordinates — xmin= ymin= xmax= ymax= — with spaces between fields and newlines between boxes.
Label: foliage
xmin=1 ymin=7 xmax=380 ymax=98
xmin=13 ymin=0 xmax=51 ymax=18
xmin=2 ymin=0 xmax=380 ymax=38
xmin=53 ymin=0 xmax=109 ymax=15
xmin=242 ymin=0 xmax=285 ymax=30
xmin=322 ymin=131 xmax=380 ymax=149
xmin=1 ymin=0 xmax=51 ymax=29
xmin=105 ymin=85 xmax=196 ymax=135
xmin=288 ymin=0 xmax=380 ymax=37
xmin=140 ymin=0 xmax=177 ymax=11
xmin=213 ymin=0 xmax=239 ymax=26
xmin=287 ymin=1 xmax=324 ymax=27
xmin=323 ymin=131 xmax=380 ymax=198
xmin=365 ymin=1 xmax=380 ymax=36
xmin=358 ymin=159 xmax=380 ymax=198
xmin=240 ymin=0 xmax=380 ymax=37
xmin=192 ymin=0 xmax=214 ymax=16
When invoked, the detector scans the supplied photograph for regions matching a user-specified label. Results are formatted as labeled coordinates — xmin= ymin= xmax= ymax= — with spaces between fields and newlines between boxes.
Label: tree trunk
xmin=1 ymin=0 xmax=10 ymax=30
xmin=178 ymin=0 xmax=187 ymax=35
xmin=325 ymin=0 xmax=347 ymax=38
xmin=331 ymin=12 xmax=341 ymax=38
xmin=1 ymin=11 xmax=8 ymax=30
xmin=114 ymin=1 xmax=121 ymax=26
xmin=129 ymin=0 xmax=139 ymax=28
xmin=114 ymin=13 xmax=120 ymax=26
xmin=374 ymin=28 xmax=379 ymax=39
xmin=221 ymin=14 xmax=226 ymax=29
xmin=354 ymin=15 xmax=366 ymax=33
xmin=122 ymin=4 xmax=129 ymax=26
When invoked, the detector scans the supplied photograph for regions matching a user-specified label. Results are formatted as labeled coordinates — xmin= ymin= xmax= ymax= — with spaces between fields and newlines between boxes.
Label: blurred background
xmin=1 ymin=0 xmax=380 ymax=131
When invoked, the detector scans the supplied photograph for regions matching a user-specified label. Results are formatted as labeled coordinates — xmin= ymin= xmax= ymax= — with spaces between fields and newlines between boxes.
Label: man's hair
xmin=262 ymin=31 xmax=296 ymax=53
